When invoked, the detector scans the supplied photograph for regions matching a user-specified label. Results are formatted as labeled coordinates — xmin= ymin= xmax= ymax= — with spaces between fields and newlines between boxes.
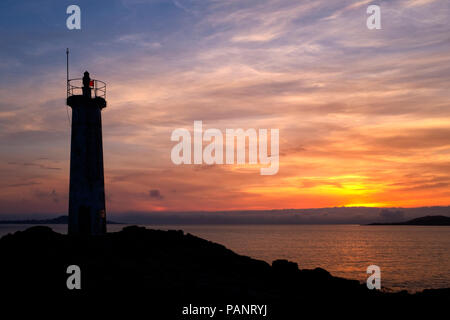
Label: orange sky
xmin=1 ymin=0 xmax=450 ymax=216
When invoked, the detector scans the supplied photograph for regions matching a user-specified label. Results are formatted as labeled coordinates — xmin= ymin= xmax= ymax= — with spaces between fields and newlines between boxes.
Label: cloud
xmin=115 ymin=33 xmax=162 ymax=49
xmin=149 ymin=189 xmax=164 ymax=200
xmin=8 ymin=161 xmax=61 ymax=170
xmin=322 ymin=0 xmax=373 ymax=20
xmin=6 ymin=182 xmax=41 ymax=188
xmin=172 ymin=0 xmax=197 ymax=15
xmin=379 ymin=209 xmax=405 ymax=222
xmin=1 ymin=0 xmax=450 ymax=214
xmin=34 ymin=189 xmax=60 ymax=204
xmin=405 ymin=0 xmax=439 ymax=7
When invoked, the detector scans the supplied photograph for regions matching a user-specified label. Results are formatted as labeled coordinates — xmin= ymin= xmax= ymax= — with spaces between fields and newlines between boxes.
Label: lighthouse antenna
xmin=65 ymin=48 xmax=71 ymax=125
xmin=66 ymin=48 xmax=69 ymax=98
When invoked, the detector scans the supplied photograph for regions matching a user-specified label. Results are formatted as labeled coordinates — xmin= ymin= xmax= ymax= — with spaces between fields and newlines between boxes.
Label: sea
xmin=1 ymin=224 xmax=449 ymax=293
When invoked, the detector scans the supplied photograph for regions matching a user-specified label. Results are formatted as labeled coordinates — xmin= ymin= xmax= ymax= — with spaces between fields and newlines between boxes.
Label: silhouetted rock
xmin=0 ymin=226 xmax=448 ymax=316
xmin=272 ymin=259 xmax=298 ymax=274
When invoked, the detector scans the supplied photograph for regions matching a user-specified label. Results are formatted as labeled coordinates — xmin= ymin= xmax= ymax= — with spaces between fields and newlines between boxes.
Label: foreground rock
xmin=0 ymin=226 xmax=448 ymax=316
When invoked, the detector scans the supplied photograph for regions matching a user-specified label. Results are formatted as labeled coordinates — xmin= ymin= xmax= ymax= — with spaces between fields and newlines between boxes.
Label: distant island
xmin=0 ymin=215 xmax=122 ymax=225
xmin=368 ymin=215 xmax=450 ymax=226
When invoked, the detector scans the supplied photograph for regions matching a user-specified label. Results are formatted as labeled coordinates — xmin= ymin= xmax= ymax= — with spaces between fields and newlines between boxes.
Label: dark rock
xmin=272 ymin=259 xmax=298 ymax=273
xmin=0 ymin=226 xmax=448 ymax=316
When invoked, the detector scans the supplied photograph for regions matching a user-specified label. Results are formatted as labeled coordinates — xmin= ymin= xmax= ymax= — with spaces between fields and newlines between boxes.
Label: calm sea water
xmin=1 ymin=224 xmax=449 ymax=292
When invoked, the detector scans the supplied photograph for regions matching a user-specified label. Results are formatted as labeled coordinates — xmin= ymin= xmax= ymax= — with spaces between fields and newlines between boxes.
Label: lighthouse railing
xmin=67 ymin=78 xmax=107 ymax=99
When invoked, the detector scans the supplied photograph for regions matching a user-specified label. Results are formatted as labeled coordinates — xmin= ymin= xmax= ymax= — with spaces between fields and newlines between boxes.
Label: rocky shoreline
xmin=0 ymin=226 xmax=448 ymax=315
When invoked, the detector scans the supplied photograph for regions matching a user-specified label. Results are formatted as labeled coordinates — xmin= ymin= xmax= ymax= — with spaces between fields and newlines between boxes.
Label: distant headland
xmin=0 ymin=215 xmax=122 ymax=225
xmin=368 ymin=215 xmax=450 ymax=226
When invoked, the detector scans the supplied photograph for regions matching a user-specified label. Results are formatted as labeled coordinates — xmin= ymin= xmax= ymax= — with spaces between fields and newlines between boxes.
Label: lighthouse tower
xmin=67 ymin=71 xmax=107 ymax=235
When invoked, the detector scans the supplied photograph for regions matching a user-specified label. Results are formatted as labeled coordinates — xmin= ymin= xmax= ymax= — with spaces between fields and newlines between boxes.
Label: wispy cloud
xmin=0 ymin=0 xmax=449 ymax=214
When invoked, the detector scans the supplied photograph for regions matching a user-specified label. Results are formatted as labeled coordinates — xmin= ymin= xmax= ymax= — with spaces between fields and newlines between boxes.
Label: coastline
xmin=0 ymin=225 xmax=448 ymax=314
xmin=1 ymin=223 xmax=449 ymax=293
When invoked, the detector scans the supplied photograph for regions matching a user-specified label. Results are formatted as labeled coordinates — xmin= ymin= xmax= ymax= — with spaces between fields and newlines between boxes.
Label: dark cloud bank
xmin=2 ymin=207 xmax=449 ymax=224
xmin=107 ymin=206 xmax=450 ymax=225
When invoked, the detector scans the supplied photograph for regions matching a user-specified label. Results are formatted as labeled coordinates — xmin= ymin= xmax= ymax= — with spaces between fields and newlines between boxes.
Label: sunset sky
xmin=0 ymin=0 xmax=449 ymax=217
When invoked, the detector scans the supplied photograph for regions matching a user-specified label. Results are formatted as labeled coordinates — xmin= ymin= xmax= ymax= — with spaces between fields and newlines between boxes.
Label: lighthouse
xmin=67 ymin=71 xmax=107 ymax=235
